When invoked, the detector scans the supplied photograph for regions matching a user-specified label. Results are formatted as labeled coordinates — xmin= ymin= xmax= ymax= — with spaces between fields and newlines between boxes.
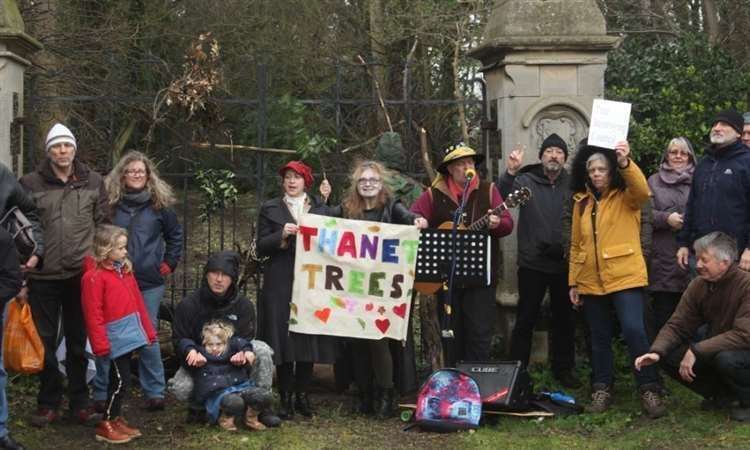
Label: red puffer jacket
xmin=81 ymin=257 xmax=157 ymax=357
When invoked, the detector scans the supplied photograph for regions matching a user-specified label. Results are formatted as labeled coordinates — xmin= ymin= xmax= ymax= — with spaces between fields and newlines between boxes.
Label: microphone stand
xmin=442 ymin=175 xmax=473 ymax=339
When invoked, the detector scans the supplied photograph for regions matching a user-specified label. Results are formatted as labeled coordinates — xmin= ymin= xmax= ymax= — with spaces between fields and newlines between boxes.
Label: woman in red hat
xmin=255 ymin=161 xmax=337 ymax=420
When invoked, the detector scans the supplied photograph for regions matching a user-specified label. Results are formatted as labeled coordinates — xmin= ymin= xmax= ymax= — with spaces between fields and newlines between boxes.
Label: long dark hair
xmin=569 ymin=139 xmax=626 ymax=193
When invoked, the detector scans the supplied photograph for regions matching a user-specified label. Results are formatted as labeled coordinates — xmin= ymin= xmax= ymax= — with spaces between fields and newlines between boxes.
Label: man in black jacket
xmin=677 ymin=110 xmax=750 ymax=271
xmin=172 ymin=251 xmax=280 ymax=427
xmin=0 ymin=228 xmax=25 ymax=449
xmin=0 ymin=161 xmax=44 ymax=275
xmin=498 ymin=134 xmax=580 ymax=388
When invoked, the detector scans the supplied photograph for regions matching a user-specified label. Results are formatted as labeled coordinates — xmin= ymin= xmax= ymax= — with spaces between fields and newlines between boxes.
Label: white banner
xmin=289 ymin=213 xmax=420 ymax=340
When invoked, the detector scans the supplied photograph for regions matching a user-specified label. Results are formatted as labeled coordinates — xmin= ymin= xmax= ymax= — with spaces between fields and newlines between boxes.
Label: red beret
xmin=279 ymin=160 xmax=314 ymax=188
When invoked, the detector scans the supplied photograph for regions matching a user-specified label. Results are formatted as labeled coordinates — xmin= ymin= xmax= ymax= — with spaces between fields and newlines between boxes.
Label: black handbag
xmin=0 ymin=206 xmax=38 ymax=262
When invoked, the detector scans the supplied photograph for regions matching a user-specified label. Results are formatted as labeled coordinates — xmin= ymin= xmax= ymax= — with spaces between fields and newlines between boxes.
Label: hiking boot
xmin=72 ymin=406 xmax=102 ymax=426
xmin=113 ymin=416 xmax=142 ymax=438
xmin=554 ymin=371 xmax=582 ymax=389
xmin=374 ymin=388 xmax=396 ymax=419
xmin=95 ymin=420 xmax=132 ymax=444
xmin=244 ymin=407 xmax=267 ymax=431
xmin=144 ymin=398 xmax=165 ymax=412
xmin=218 ymin=413 xmax=237 ymax=431
xmin=29 ymin=408 xmax=59 ymax=428
xmin=639 ymin=384 xmax=667 ymax=419
xmin=258 ymin=410 xmax=281 ymax=428
xmin=294 ymin=392 xmax=313 ymax=418
xmin=585 ymin=384 xmax=613 ymax=414
xmin=278 ymin=391 xmax=294 ymax=420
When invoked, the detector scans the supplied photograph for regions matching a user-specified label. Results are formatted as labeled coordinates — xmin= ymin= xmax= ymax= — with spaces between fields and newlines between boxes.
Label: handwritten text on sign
xmin=289 ymin=213 xmax=420 ymax=340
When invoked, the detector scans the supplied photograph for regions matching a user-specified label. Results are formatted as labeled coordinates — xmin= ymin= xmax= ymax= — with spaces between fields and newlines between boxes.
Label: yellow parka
xmin=568 ymin=160 xmax=650 ymax=295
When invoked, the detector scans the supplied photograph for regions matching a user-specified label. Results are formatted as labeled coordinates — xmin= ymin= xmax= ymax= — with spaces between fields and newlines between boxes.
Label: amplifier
xmin=456 ymin=360 xmax=531 ymax=411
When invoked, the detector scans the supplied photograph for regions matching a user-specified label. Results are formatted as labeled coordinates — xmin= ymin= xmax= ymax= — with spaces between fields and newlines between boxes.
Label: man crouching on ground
xmin=635 ymin=231 xmax=750 ymax=421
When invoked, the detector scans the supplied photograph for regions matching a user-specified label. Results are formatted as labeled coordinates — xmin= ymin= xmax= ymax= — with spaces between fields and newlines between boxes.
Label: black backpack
xmin=0 ymin=206 xmax=37 ymax=262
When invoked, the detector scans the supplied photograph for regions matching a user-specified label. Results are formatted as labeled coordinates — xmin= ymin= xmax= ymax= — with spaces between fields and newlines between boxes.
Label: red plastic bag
xmin=3 ymin=299 xmax=44 ymax=374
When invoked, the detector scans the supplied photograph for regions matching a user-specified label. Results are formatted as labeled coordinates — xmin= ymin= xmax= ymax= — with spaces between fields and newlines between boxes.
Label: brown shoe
xmin=585 ymin=383 xmax=613 ymax=414
xmin=244 ymin=407 xmax=267 ymax=431
xmin=95 ymin=421 xmax=132 ymax=444
xmin=29 ymin=408 xmax=59 ymax=428
xmin=113 ymin=416 xmax=142 ymax=438
xmin=639 ymin=385 xmax=667 ymax=419
xmin=218 ymin=413 xmax=237 ymax=431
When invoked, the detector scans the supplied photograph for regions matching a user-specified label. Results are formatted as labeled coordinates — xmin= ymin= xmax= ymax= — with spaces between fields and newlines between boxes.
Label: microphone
xmin=464 ymin=168 xmax=476 ymax=180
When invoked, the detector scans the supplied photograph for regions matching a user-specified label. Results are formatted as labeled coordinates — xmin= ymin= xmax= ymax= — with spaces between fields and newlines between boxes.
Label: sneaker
xmin=554 ymin=371 xmax=582 ymax=389
xmin=29 ymin=408 xmax=59 ymax=428
xmin=585 ymin=383 xmax=613 ymax=414
xmin=72 ymin=406 xmax=102 ymax=426
xmin=113 ymin=416 xmax=142 ymax=438
xmin=144 ymin=398 xmax=165 ymax=412
xmin=639 ymin=385 xmax=667 ymax=419
xmin=95 ymin=420 xmax=132 ymax=444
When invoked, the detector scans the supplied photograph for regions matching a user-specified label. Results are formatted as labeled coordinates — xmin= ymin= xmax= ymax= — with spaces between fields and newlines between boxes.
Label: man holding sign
xmin=410 ymin=144 xmax=514 ymax=366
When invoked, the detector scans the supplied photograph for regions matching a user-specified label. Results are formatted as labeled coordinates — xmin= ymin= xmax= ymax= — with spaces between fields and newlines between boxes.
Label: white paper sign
xmin=588 ymin=99 xmax=632 ymax=149
xmin=289 ymin=213 xmax=420 ymax=341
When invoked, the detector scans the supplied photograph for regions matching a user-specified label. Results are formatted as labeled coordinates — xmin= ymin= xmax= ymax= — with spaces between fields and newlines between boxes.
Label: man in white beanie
xmin=19 ymin=123 xmax=109 ymax=428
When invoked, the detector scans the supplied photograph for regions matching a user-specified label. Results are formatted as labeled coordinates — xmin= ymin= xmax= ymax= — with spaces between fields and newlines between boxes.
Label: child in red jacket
xmin=82 ymin=225 xmax=156 ymax=444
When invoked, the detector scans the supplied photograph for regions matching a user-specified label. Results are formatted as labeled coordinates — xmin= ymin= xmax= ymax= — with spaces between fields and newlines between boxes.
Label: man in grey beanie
xmin=20 ymin=123 xmax=109 ymax=428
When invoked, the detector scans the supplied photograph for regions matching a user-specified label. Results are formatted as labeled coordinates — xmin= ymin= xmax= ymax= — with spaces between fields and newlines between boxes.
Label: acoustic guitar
xmin=413 ymin=187 xmax=532 ymax=294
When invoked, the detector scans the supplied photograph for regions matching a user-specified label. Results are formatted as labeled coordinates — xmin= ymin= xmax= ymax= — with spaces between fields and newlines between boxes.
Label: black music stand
xmin=414 ymin=229 xmax=491 ymax=288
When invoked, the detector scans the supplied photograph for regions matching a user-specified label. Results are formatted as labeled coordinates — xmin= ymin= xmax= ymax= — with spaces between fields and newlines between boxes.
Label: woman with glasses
xmin=256 ymin=160 xmax=337 ymax=420
xmin=329 ymin=161 xmax=427 ymax=418
xmin=97 ymin=151 xmax=184 ymax=412
xmin=646 ymin=137 xmax=695 ymax=338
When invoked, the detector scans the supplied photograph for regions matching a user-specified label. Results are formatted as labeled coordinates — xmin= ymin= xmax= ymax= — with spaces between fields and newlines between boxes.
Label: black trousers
xmin=440 ymin=284 xmax=496 ymax=367
xmin=646 ymin=291 xmax=681 ymax=342
xmin=509 ymin=268 xmax=575 ymax=373
xmin=277 ymin=362 xmax=313 ymax=393
xmin=105 ymin=353 xmax=132 ymax=420
xmin=351 ymin=338 xmax=394 ymax=391
xmin=28 ymin=276 xmax=90 ymax=411
xmin=661 ymin=348 xmax=750 ymax=404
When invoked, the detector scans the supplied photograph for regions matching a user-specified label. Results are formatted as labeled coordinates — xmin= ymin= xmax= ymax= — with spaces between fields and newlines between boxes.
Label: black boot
xmin=354 ymin=388 xmax=373 ymax=415
xmin=375 ymin=388 xmax=396 ymax=419
xmin=295 ymin=392 xmax=314 ymax=417
xmin=278 ymin=391 xmax=294 ymax=420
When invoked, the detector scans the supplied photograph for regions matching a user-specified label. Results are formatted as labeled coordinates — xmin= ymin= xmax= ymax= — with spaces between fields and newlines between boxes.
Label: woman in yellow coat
xmin=568 ymin=140 xmax=665 ymax=418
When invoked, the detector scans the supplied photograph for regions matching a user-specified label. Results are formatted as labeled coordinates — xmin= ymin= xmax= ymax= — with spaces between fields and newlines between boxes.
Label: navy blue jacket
xmin=185 ymin=336 xmax=254 ymax=403
xmin=112 ymin=200 xmax=183 ymax=290
xmin=678 ymin=140 xmax=750 ymax=252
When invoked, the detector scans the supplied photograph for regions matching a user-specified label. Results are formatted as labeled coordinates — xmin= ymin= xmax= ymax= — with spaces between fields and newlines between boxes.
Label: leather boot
xmin=244 ymin=407 xmax=267 ymax=431
xmin=95 ymin=420 xmax=132 ymax=444
xmin=113 ymin=416 xmax=142 ymax=438
xmin=354 ymin=389 xmax=373 ymax=415
xmin=278 ymin=391 xmax=294 ymax=420
xmin=295 ymin=392 xmax=313 ymax=417
xmin=375 ymin=388 xmax=396 ymax=419
xmin=218 ymin=413 xmax=237 ymax=431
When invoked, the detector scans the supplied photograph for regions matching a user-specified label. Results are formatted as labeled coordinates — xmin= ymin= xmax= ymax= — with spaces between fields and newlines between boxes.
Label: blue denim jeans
xmin=94 ymin=285 xmax=166 ymax=401
xmin=0 ymin=302 xmax=9 ymax=438
xmin=582 ymin=287 xmax=659 ymax=387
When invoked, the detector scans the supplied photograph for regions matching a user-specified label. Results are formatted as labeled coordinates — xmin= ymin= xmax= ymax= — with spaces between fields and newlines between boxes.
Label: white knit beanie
xmin=45 ymin=123 xmax=77 ymax=152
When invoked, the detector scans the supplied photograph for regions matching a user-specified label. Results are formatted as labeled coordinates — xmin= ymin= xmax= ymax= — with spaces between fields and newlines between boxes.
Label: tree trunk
xmin=702 ymin=0 xmax=720 ymax=45
xmin=368 ymin=0 xmax=388 ymax=132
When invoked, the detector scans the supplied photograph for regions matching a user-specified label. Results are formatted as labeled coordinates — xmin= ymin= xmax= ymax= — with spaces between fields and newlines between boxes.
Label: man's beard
xmin=710 ymin=132 xmax=737 ymax=146
xmin=543 ymin=161 xmax=562 ymax=173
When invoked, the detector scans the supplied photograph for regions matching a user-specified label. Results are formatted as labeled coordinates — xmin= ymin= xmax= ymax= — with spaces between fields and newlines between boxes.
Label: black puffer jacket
xmin=187 ymin=336 xmax=253 ymax=403
xmin=0 ymin=228 xmax=21 ymax=305
xmin=0 ymin=162 xmax=44 ymax=260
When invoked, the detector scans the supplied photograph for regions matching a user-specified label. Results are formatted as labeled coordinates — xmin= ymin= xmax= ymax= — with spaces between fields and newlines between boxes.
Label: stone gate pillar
xmin=469 ymin=0 xmax=619 ymax=310
xmin=0 ymin=0 xmax=42 ymax=174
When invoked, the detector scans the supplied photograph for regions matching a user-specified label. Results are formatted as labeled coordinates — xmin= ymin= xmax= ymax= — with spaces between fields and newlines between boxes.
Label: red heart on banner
xmin=365 ymin=303 xmax=374 ymax=312
xmin=393 ymin=303 xmax=407 ymax=319
xmin=375 ymin=318 xmax=390 ymax=334
xmin=314 ymin=308 xmax=331 ymax=323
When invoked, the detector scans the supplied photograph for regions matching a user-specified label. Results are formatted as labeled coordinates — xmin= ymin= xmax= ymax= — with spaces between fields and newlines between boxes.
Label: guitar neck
xmin=468 ymin=204 xmax=508 ymax=231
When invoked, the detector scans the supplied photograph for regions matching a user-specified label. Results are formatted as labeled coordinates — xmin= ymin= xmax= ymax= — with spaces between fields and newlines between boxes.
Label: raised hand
xmin=506 ymin=144 xmax=525 ymax=176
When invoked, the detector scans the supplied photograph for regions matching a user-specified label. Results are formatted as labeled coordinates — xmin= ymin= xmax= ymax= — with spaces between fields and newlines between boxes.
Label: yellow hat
xmin=437 ymin=143 xmax=484 ymax=174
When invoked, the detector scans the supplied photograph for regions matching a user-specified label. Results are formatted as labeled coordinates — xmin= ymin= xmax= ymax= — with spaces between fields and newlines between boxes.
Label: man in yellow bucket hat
xmin=411 ymin=143 xmax=514 ymax=366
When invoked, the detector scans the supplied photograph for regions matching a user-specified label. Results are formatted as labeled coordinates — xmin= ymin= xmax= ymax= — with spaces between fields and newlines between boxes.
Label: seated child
xmin=183 ymin=321 xmax=272 ymax=431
